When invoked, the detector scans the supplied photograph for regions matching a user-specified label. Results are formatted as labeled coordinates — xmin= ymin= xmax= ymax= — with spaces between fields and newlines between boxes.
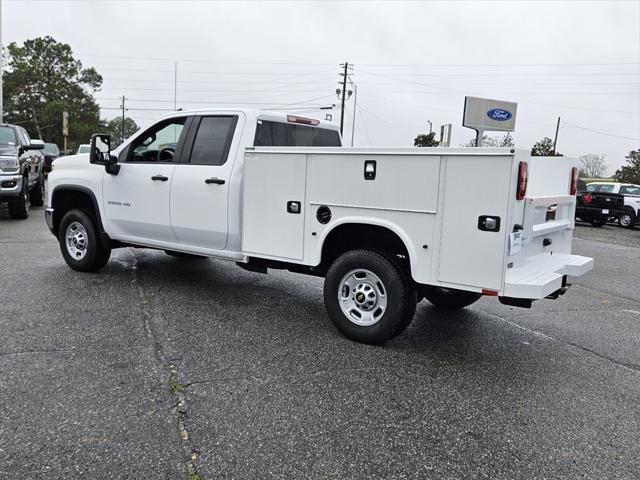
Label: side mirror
xmin=90 ymin=133 xmax=119 ymax=174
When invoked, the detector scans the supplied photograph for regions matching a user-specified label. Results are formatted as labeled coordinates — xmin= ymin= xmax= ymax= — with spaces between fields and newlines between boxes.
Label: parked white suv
xmin=45 ymin=109 xmax=593 ymax=344
xmin=587 ymin=182 xmax=640 ymax=228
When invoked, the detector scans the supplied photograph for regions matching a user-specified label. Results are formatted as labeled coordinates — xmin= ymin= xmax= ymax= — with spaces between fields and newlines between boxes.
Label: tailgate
xmin=591 ymin=193 xmax=625 ymax=209
xmin=503 ymin=157 xmax=593 ymax=299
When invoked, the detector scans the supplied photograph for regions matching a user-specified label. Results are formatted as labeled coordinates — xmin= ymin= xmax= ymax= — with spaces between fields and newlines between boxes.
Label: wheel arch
xmin=50 ymin=185 xmax=106 ymax=239
xmin=317 ymin=218 xmax=418 ymax=280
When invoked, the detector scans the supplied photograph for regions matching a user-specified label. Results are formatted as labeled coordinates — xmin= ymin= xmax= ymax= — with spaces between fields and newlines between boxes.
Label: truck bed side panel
xmin=242 ymin=153 xmax=307 ymax=260
xmin=437 ymin=155 xmax=512 ymax=291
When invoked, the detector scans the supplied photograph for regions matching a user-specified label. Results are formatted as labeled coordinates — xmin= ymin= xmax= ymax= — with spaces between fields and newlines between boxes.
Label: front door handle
xmin=204 ymin=177 xmax=225 ymax=185
xmin=151 ymin=175 xmax=168 ymax=182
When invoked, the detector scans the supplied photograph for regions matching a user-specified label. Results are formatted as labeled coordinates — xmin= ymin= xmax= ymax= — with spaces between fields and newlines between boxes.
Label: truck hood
xmin=52 ymin=154 xmax=90 ymax=168
xmin=0 ymin=145 xmax=19 ymax=157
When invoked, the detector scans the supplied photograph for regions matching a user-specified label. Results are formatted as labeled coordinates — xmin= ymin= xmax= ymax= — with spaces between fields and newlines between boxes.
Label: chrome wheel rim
xmin=620 ymin=214 xmax=631 ymax=227
xmin=65 ymin=221 xmax=88 ymax=260
xmin=338 ymin=269 xmax=387 ymax=326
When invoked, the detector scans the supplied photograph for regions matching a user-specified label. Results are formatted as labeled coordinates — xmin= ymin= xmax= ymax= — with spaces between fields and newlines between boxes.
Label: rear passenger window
xmin=189 ymin=116 xmax=238 ymax=166
xmin=254 ymin=120 xmax=341 ymax=147
xmin=620 ymin=186 xmax=640 ymax=195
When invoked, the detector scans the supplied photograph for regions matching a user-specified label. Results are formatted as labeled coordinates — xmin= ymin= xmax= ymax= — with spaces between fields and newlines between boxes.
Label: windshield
xmin=587 ymin=183 xmax=615 ymax=193
xmin=43 ymin=143 xmax=59 ymax=154
xmin=0 ymin=126 xmax=17 ymax=146
xmin=254 ymin=120 xmax=341 ymax=147
xmin=77 ymin=144 xmax=90 ymax=154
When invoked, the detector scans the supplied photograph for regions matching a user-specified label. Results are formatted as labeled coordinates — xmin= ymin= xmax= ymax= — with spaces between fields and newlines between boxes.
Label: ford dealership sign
xmin=487 ymin=108 xmax=513 ymax=121
xmin=463 ymin=96 xmax=518 ymax=134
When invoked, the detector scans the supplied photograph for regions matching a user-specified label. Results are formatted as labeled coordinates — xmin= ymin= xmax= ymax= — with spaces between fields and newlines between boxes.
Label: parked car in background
xmin=42 ymin=142 xmax=61 ymax=173
xmin=76 ymin=144 xmax=91 ymax=154
xmin=0 ymin=123 xmax=46 ymax=218
xmin=575 ymin=180 xmax=625 ymax=227
xmin=587 ymin=182 xmax=640 ymax=228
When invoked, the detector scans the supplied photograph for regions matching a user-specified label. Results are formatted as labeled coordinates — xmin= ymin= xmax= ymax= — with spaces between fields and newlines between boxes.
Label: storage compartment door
xmin=242 ymin=153 xmax=307 ymax=261
xmin=437 ymin=156 xmax=511 ymax=290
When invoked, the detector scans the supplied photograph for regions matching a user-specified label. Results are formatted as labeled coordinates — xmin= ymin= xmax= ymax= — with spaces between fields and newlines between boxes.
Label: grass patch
xmin=169 ymin=377 xmax=185 ymax=394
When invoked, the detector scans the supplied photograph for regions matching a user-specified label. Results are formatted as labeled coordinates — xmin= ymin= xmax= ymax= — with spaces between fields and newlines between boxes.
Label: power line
xmin=562 ymin=121 xmax=640 ymax=141
xmin=357 ymin=61 xmax=640 ymax=68
xmin=77 ymin=53 xmax=639 ymax=68
xmin=353 ymin=69 xmax=640 ymax=78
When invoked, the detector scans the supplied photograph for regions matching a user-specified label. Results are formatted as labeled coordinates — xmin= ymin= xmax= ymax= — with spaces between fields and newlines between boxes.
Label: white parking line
xmin=622 ymin=309 xmax=640 ymax=315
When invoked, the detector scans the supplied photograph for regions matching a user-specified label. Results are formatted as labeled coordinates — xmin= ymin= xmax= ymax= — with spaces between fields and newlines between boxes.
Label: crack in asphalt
xmin=0 ymin=348 xmax=74 ymax=357
xmin=129 ymin=249 xmax=202 ymax=480
xmin=484 ymin=311 xmax=640 ymax=374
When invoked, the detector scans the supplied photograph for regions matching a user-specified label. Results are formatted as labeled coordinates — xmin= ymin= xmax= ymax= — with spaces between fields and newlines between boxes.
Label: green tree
xmin=106 ymin=117 xmax=140 ymax=147
xmin=614 ymin=149 xmax=640 ymax=184
xmin=531 ymin=137 xmax=562 ymax=156
xmin=414 ymin=131 xmax=439 ymax=147
xmin=2 ymin=36 xmax=104 ymax=152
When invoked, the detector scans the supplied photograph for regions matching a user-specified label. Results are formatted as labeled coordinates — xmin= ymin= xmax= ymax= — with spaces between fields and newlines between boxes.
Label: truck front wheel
xmin=59 ymin=209 xmax=111 ymax=272
xmin=29 ymin=173 xmax=45 ymax=207
xmin=420 ymin=286 xmax=482 ymax=309
xmin=7 ymin=178 xmax=30 ymax=219
xmin=324 ymin=249 xmax=416 ymax=345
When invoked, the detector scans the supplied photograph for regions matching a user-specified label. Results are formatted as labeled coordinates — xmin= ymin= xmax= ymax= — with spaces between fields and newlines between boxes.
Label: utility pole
xmin=348 ymin=75 xmax=358 ymax=147
xmin=173 ymin=61 xmax=177 ymax=111
xmin=552 ymin=116 xmax=561 ymax=155
xmin=339 ymin=62 xmax=349 ymax=136
xmin=121 ymin=96 xmax=126 ymax=143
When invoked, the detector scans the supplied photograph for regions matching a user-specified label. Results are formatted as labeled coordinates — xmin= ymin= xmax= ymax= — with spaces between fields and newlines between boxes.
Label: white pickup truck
xmin=46 ymin=109 xmax=593 ymax=344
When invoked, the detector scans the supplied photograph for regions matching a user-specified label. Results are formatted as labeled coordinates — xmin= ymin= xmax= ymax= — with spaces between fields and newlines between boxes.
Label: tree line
xmin=2 ymin=36 xmax=138 ymax=153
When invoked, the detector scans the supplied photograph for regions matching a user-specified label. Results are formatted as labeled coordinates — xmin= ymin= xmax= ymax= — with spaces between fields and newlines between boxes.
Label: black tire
xmin=590 ymin=217 xmax=607 ymax=228
xmin=421 ymin=286 xmax=482 ymax=309
xmin=164 ymin=250 xmax=207 ymax=259
xmin=29 ymin=174 xmax=45 ymax=207
xmin=59 ymin=209 xmax=111 ymax=272
xmin=323 ymin=249 xmax=416 ymax=345
xmin=7 ymin=178 xmax=30 ymax=219
xmin=618 ymin=209 xmax=636 ymax=229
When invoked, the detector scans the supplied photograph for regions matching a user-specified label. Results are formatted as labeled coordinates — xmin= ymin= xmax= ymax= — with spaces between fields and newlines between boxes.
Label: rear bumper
xmin=576 ymin=205 xmax=624 ymax=219
xmin=0 ymin=174 xmax=24 ymax=199
xmin=503 ymin=253 xmax=593 ymax=299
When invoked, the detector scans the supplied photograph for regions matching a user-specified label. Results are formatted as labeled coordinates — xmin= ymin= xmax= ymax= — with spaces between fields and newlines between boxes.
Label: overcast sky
xmin=4 ymin=0 xmax=640 ymax=172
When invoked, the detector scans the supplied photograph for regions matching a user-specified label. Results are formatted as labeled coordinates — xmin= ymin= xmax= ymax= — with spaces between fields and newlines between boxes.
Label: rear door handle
xmin=204 ymin=177 xmax=225 ymax=185
xmin=151 ymin=175 xmax=168 ymax=181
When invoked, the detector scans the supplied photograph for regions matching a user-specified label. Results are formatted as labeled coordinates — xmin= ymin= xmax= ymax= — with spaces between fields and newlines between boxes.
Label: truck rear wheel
xmin=589 ymin=217 xmax=607 ymax=228
xmin=421 ymin=286 xmax=482 ymax=309
xmin=324 ymin=249 xmax=416 ymax=345
xmin=7 ymin=178 xmax=30 ymax=219
xmin=59 ymin=209 xmax=111 ymax=272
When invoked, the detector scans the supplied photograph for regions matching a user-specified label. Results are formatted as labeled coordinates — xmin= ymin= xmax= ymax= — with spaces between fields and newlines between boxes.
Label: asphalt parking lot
xmin=1 ymin=206 xmax=639 ymax=479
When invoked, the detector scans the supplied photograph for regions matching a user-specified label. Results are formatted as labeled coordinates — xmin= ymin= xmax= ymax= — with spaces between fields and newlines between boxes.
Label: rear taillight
xmin=583 ymin=193 xmax=593 ymax=204
xmin=570 ymin=167 xmax=578 ymax=195
xmin=516 ymin=161 xmax=528 ymax=200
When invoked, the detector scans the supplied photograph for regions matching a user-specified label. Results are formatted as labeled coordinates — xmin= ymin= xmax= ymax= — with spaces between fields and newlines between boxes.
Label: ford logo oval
xmin=487 ymin=108 xmax=512 ymax=121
